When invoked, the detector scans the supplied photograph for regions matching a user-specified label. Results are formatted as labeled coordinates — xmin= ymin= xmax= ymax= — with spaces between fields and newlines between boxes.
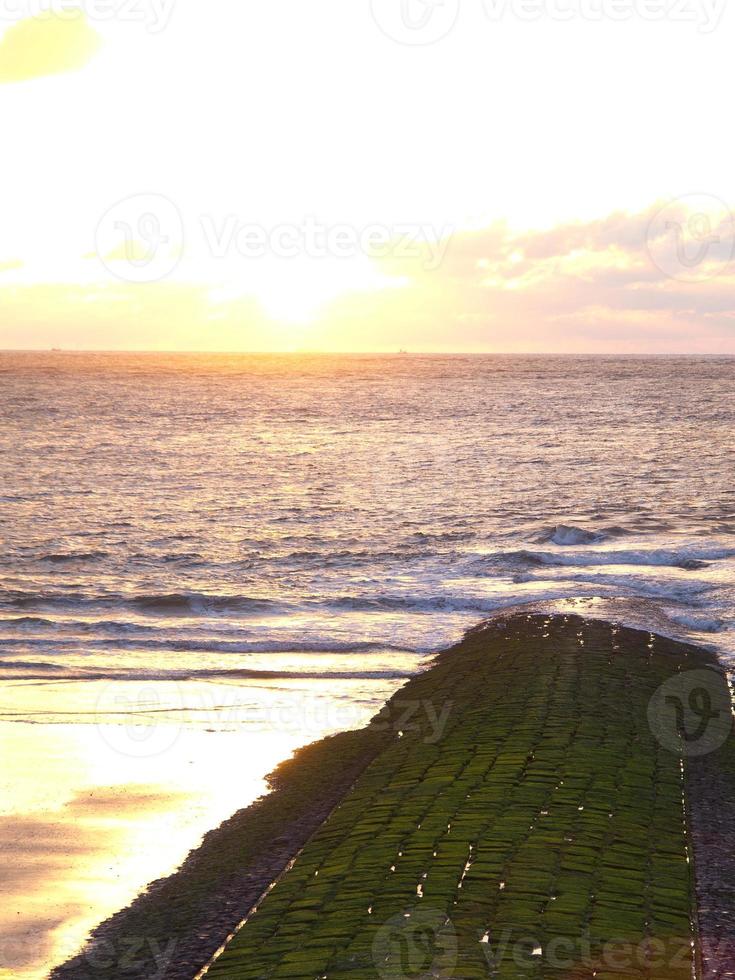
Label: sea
xmin=2 ymin=351 xmax=735 ymax=675
xmin=2 ymin=351 xmax=735 ymax=976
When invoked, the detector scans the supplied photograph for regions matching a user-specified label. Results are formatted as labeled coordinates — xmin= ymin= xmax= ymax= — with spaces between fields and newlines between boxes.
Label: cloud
xmin=0 ymin=13 xmax=101 ymax=84
xmin=325 ymin=201 xmax=735 ymax=352
xmin=0 ymin=258 xmax=23 ymax=272
xmin=3 ymin=200 xmax=735 ymax=353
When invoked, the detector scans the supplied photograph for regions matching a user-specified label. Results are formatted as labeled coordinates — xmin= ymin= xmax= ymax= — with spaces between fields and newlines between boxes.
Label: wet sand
xmin=0 ymin=675 xmax=400 ymax=979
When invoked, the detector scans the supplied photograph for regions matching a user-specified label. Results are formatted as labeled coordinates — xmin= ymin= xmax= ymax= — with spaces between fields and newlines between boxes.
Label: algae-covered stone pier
xmin=55 ymin=614 xmax=735 ymax=979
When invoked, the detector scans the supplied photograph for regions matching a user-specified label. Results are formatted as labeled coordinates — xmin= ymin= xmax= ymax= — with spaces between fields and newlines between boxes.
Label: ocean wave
xmin=329 ymin=595 xmax=500 ymax=614
xmin=537 ymin=525 xmax=604 ymax=545
xmin=532 ymin=570 xmax=715 ymax=601
xmin=475 ymin=544 xmax=735 ymax=572
xmin=130 ymin=593 xmax=279 ymax=615
xmin=0 ymin=634 xmax=422 ymax=655
xmin=1 ymin=590 xmax=285 ymax=616
xmin=160 ymin=553 xmax=206 ymax=565
xmin=0 ymin=588 xmax=509 ymax=621
xmin=35 ymin=551 xmax=109 ymax=564
xmin=0 ymin=663 xmax=411 ymax=682
xmin=250 ymin=547 xmax=448 ymax=567
xmin=0 ymin=616 xmax=189 ymax=635
xmin=0 ymin=616 xmax=57 ymax=629
xmin=0 ymin=660 xmax=67 ymax=672
xmin=410 ymin=530 xmax=475 ymax=543
xmin=666 ymin=613 xmax=725 ymax=634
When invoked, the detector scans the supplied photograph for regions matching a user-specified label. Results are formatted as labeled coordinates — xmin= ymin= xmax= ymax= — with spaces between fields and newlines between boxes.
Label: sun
xmin=208 ymin=254 xmax=402 ymax=326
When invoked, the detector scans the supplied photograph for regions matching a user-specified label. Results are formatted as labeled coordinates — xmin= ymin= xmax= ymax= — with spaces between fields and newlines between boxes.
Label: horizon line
xmin=2 ymin=348 xmax=735 ymax=358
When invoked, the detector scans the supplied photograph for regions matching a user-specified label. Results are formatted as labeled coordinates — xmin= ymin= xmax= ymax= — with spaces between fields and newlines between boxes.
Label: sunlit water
xmin=2 ymin=351 xmax=735 ymax=976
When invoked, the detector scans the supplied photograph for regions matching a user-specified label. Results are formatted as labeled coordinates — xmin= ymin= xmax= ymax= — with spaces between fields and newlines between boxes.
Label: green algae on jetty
xmin=53 ymin=613 xmax=733 ymax=980
xmin=204 ymin=614 xmax=731 ymax=979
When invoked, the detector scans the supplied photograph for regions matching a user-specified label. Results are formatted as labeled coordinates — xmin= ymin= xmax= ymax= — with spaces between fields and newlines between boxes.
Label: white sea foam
xmin=541 ymin=525 xmax=603 ymax=546
xmin=479 ymin=544 xmax=735 ymax=570
xmin=667 ymin=613 xmax=724 ymax=634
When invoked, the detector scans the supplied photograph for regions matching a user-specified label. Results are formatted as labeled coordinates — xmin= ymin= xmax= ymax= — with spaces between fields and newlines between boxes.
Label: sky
xmin=1 ymin=0 xmax=734 ymax=352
